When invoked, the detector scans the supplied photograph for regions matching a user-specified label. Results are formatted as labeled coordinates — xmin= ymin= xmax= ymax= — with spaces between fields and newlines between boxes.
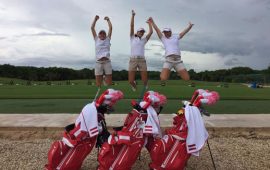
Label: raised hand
xmin=189 ymin=22 xmax=194 ymax=27
xmin=95 ymin=15 xmax=99 ymax=21
xmin=148 ymin=17 xmax=154 ymax=23
xmin=132 ymin=10 xmax=136 ymax=16
xmin=104 ymin=16 xmax=110 ymax=21
xmin=146 ymin=17 xmax=152 ymax=24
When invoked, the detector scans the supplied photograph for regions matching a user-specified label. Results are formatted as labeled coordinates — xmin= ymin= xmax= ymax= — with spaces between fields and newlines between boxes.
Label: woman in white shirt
xmin=91 ymin=15 xmax=113 ymax=87
xmin=129 ymin=10 xmax=153 ymax=91
xmin=149 ymin=17 xmax=194 ymax=86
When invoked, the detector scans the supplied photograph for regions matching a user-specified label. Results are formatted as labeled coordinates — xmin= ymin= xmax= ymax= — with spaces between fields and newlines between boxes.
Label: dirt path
xmin=0 ymin=128 xmax=269 ymax=170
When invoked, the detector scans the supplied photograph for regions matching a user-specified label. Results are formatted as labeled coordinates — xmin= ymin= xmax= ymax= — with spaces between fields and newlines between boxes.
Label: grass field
xmin=0 ymin=78 xmax=270 ymax=114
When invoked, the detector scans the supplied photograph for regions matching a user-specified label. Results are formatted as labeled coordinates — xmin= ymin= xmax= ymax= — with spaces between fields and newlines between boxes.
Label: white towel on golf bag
xmin=185 ymin=105 xmax=208 ymax=156
xmin=143 ymin=105 xmax=162 ymax=137
xmin=75 ymin=102 xmax=99 ymax=138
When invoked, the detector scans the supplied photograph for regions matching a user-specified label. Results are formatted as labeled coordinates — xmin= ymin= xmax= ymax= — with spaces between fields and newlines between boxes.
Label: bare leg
xmin=128 ymin=71 xmax=137 ymax=91
xmin=160 ymin=68 xmax=171 ymax=86
xmin=140 ymin=71 xmax=148 ymax=87
xmin=104 ymin=74 xmax=112 ymax=86
xmin=177 ymin=69 xmax=190 ymax=81
xmin=96 ymin=75 xmax=103 ymax=87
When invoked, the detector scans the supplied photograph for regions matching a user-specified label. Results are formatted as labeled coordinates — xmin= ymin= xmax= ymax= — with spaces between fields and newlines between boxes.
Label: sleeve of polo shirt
xmin=143 ymin=38 xmax=148 ymax=44
xmin=161 ymin=36 xmax=166 ymax=43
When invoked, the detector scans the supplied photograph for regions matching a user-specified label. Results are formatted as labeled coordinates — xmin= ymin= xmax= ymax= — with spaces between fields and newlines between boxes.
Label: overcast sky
xmin=0 ymin=0 xmax=269 ymax=71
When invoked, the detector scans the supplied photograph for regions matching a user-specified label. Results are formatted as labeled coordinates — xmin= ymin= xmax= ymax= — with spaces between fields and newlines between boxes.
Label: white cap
xmin=162 ymin=28 xmax=172 ymax=32
xmin=137 ymin=28 xmax=145 ymax=32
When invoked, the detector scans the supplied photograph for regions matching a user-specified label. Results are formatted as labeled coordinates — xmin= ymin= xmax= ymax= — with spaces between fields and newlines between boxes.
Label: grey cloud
xmin=150 ymin=43 xmax=164 ymax=50
xmin=0 ymin=37 xmax=6 ymax=40
xmin=16 ymin=32 xmax=70 ymax=38
xmin=181 ymin=32 xmax=255 ymax=56
xmin=146 ymin=57 xmax=163 ymax=71
xmin=5 ymin=56 xmax=95 ymax=69
xmin=111 ymin=53 xmax=129 ymax=70
xmin=1 ymin=0 xmax=270 ymax=71
xmin=243 ymin=16 xmax=264 ymax=24
xmin=31 ymin=32 xmax=70 ymax=37
xmin=224 ymin=58 xmax=242 ymax=66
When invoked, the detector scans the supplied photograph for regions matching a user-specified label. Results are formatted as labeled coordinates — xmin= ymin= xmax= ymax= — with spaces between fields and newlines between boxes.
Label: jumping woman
xmin=91 ymin=15 xmax=113 ymax=87
xmin=149 ymin=17 xmax=194 ymax=86
xmin=129 ymin=10 xmax=153 ymax=91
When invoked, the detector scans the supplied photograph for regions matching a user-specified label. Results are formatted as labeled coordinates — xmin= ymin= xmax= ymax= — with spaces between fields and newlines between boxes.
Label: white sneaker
xmin=131 ymin=86 xmax=137 ymax=92
xmin=145 ymin=85 xmax=149 ymax=90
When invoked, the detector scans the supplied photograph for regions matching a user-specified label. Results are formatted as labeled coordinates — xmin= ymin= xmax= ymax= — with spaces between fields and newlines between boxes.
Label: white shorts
xmin=95 ymin=60 xmax=112 ymax=76
xmin=163 ymin=55 xmax=186 ymax=71
xmin=163 ymin=61 xmax=186 ymax=71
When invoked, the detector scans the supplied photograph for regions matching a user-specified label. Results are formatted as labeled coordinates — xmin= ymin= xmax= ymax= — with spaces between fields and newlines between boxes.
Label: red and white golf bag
xmin=45 ymin=89 xmax=123 ymax=170
xmin=97 ymin=91 xmax=167 ymax=170
xmin=148 ymin=89 xmax=219 ymax=170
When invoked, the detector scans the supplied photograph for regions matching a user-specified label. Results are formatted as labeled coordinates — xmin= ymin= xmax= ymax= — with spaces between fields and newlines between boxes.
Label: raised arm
xmin=179 ymin=22 xmax=194 ymax=39
xmin=91 ymin=15 xmax=99 ymax=39
xmin=145 ymin=18 xmax=153 ymax=41
xmin=149 ymin=17 xmax=162 ymax=39
xmin=104 ymin=16 xmax=112 ymax=39
xmin=130 ymin=10 xmax=135 ymax=37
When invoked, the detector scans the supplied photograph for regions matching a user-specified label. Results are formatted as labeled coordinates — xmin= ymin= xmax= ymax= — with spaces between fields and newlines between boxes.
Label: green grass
xmin=0 ymin=99 xmax=269 ymax=114
xmin=0 ymin=80 xmax=270 ymax=100
xmin=0 ymin=78 xmax=270 ymax=113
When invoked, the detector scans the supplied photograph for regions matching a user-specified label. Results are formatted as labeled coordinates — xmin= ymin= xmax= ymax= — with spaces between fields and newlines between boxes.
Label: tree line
xmin=0 ymin=64 xmax=269 ymax=83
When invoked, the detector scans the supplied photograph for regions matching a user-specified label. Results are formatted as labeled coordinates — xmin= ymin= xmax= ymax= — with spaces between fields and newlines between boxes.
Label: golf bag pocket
xmin=45 ymin=140 xmax=70 ymax=170
xmin=98 ymin=110 xmax=147 ymax=170
xmin=98 ymin=138 xmax=145 ymax=170
xmin=45 ymin=137 xmax=96 ymax=170
xmin=149 ymin=135 xmax=190 ymax=170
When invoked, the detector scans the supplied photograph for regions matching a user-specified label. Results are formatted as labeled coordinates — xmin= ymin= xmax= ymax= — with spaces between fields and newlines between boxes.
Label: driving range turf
xmin=0 ymin=78 xmax=270 ymax=114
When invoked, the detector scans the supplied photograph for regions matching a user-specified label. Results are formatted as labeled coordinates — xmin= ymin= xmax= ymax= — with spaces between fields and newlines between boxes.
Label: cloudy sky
xmin=0 ymin=0 xmax=269 ymax=71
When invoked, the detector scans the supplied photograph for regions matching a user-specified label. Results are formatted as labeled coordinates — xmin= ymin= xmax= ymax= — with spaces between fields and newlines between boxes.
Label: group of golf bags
xmin=45 ymin=88 xmax=219 ymax=170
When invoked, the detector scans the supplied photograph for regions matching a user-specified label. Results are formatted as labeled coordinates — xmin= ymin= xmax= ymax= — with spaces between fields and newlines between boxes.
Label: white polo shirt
xmin=130 ymin=35 xmax=147 ymax=58
xmin=95 ymin=37 xmax=111 ymax=60
xmin=161 ymin=34 xmax=181 ymax=57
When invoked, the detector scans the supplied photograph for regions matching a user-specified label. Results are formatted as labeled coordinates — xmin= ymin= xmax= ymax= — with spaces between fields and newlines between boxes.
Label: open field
xmin=1 ymin=99 xmax=270 ymax=114
xmin=0 ymin=78 xmax=270 ymax=113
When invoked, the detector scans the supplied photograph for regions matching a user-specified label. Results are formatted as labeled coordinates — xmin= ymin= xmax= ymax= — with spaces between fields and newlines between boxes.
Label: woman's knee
xmin=95 ymin=76 xmax=102 ymax=86
xmin=160 ymin=74 xmax=167 ymax=81
xmin=178 ymin=70 xmax=190 ymax=81
xmin=105 ymin=75 xmax=112 ymax=85
xmin=160 ymin=70 xmax=169 ymax=81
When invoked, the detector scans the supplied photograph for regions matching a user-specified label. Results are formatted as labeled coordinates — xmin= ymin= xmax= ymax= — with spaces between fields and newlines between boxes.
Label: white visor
xmin=137 ymin=28 xmax=145 ymax=32
xmin=163 ymin=28 xmax=172 ymax=32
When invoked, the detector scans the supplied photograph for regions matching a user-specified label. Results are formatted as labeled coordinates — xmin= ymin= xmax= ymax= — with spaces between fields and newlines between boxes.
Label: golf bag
xmin=97 ymin=91 xmax=167 ymax=170
xmin=148 ymin=89 xmax=219 ymax=170
xmin=148 ymin=109 xmax=190 ymax=170
xmin=45 ymin=89 xmax=123 ymax=170
xmin=45 ymin=135 xmax=97 ymax=170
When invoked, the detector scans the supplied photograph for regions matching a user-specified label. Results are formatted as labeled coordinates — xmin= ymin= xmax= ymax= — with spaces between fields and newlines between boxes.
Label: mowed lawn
xmin=0 ymin=78 xmax=270 ymax=114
